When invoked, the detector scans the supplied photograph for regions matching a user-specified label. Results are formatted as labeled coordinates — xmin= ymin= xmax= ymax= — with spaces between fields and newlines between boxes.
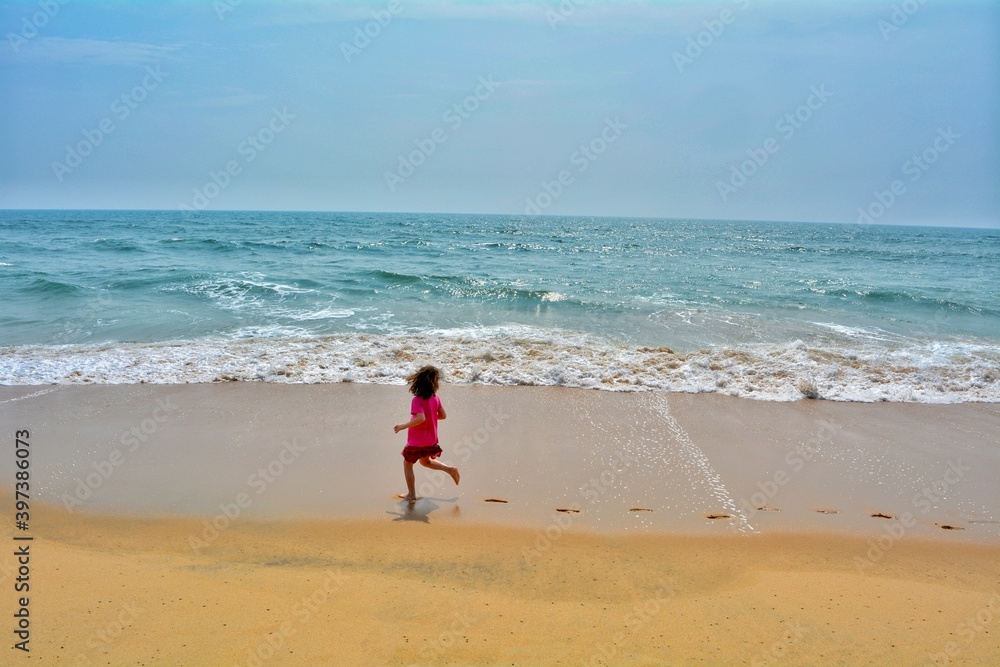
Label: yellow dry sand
xmin=12 ymin=499 xmax=1000 ymax=666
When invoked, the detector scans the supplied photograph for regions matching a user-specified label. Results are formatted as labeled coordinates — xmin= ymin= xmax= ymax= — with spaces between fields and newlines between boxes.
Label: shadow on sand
xmin=387 ymin=496 xmax=460 ymax=523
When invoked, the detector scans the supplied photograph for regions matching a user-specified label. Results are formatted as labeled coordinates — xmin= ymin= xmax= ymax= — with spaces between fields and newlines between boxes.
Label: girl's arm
xmin=438 ymin=404 xmax=447 ymax=420
xmin=393 ymin=412 xmax=425 ymax=433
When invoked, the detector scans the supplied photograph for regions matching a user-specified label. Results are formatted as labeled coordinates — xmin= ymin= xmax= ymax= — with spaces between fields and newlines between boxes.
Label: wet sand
xmin=1 ymin=384 xmax=998 ymax=664
xmin=1 ymin=383 xmax=997 ymax=538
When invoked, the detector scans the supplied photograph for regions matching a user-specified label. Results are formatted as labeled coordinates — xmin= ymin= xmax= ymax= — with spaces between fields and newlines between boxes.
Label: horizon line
xmin=1 ymin=208 xmax=997 ymax=231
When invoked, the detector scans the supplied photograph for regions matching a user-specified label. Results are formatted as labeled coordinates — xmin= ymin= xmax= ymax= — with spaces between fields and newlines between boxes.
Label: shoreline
xmin=1 ymin=383 xmax=997 ymax=540
xmin=3 ymin=326 xmax=999 ymax=403
xmin=2 ymin=382 xmax=998 ymax=664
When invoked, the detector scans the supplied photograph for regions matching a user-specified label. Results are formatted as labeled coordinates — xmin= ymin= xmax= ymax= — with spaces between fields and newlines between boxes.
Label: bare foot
xmin=449 ymin=467 xmax=460 ymax=485
xmin=397 ymin=493 xmax=417 ymax=501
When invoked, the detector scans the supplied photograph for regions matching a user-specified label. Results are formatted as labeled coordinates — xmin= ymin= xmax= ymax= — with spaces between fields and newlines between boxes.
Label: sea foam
xmin=2 ymin=326 xmax=996 ymax=403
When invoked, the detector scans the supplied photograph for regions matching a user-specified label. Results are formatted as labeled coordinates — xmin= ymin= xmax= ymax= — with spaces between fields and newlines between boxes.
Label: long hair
xmin=406 ymin=365 xmax=440 ymax=399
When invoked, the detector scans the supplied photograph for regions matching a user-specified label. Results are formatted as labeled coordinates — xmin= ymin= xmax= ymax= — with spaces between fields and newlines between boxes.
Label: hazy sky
xmin=1 ymin=0 xmax=997 ymax=226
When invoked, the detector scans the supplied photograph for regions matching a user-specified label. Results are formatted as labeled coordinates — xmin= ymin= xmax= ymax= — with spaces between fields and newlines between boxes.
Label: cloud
xmin=191 ymin=89 xmax=273 ymax=108
xmin=7 ymin=37 xmax=182 ymax=65
xmin=240 ymin=0 xmax=714 ymax=29
xmin=242 ymin=1 xmax=541 ymax=25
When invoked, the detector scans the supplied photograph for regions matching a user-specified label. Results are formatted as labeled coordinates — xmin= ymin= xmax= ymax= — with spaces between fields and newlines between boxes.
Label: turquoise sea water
xmin=1 ymin=210 xmax=997 ymax=402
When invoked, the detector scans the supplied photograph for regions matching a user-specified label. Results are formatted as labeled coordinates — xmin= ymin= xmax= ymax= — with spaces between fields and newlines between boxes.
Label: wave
xmin=806 ymin=287 xmax=995 ymax=314
xmin=173 ymin=275 xmax=316 ymax=296
xmin=154 ymin=237 xmax=242 ymax=252
xmin=368 ymin=269 xmax=426 ymax=285
xmin=469 ymin=241 xmax=550 ymax=252
xmin=282 ymin=307 xmax=358 ymax=321
xmin=108 ymin=274 xmax=176 ymax=291
xmin=365 ymin=270 xmax=582 ymax=306
xmin=90 ymin=238 xmax=145 ymax=252
xmin=159 ymin=238 xmax=303 ymax=252
xmin=2 ymin=327 xmax=997 ymax=403
xmin=442 ymin=278 xmax=579 ymax=305
xmin=15 ymin=278 xmax=85 ymax=296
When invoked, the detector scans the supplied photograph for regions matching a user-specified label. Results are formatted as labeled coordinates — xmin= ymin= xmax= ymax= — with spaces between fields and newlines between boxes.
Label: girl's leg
xmin=419 ymin=456 xmax=460 ymax=485
xmin=399 ymin=460 xmax=416 ymax=500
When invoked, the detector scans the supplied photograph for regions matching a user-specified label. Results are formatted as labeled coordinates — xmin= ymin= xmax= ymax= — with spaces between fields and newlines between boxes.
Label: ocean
xmin=1 ymin=210 xmax=997 ymax=402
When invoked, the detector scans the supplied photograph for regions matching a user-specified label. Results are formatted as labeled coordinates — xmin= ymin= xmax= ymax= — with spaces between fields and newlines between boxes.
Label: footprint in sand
xmin=705 ymin=513 xmax=732 ymax=520
xmin=870 ymin=512 xmax=896 ymax=519
xmin=556 ymin=508 xmax=581 ymax=514
xmin=936 ymin=523 xmax=966 ymax=531
xmin=629 ymin=508 xmax=653 ymax=512
xmin=814 ymin=508 xmax=839 ymax=514
xmin=483 ymin=498 xmax=508 ymax=504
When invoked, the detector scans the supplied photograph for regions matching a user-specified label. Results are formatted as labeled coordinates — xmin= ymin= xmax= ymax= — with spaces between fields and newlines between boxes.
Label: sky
xmin=0 ymin=0 xmax=997 ymax=226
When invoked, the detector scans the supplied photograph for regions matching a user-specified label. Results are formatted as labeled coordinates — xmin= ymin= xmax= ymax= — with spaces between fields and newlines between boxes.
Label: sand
xmin=7 ymin=505 xmax=1000 ymax=666
xmin=1 ymin=383 xmax=998 ymax=664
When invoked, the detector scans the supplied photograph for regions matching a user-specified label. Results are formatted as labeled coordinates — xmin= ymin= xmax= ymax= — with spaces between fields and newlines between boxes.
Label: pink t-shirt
xmin=407 ymin=394 xmax=441 ymax=447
